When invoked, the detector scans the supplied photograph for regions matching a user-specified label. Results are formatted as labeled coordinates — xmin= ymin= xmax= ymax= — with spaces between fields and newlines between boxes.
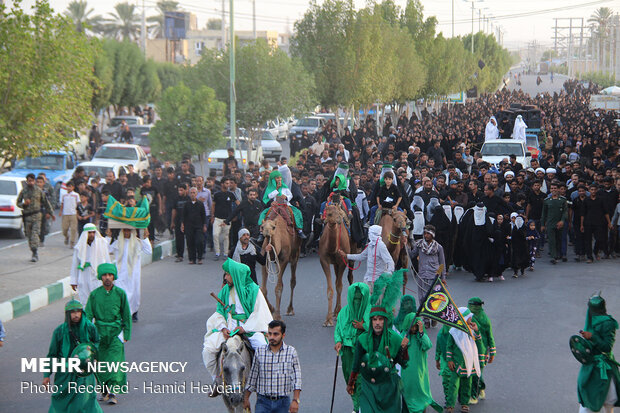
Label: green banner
xmin=103 ymin=196 xmax=150 ymax=229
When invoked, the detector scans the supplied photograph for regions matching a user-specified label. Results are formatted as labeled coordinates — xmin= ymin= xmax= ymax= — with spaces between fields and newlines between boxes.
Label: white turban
xmin=504 ymin=171 xmax=515 ymax=177
xmin=546 ymin=168 xmax=556 ymax=174
xmin=535 ymin=167 xmax=545 ymax=174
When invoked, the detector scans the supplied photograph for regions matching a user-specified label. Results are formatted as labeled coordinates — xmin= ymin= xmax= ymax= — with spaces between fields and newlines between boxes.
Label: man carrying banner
xmin=70 ymin=223 xmax=111 ymax=305
xmin=408 ymin=224 xmax=446 ymax=328
xmin=42 ymin=299 xmax=102 ymax=413
xmin=468 ymin=297 xmax=496 ymax=404
xmin=84 ymin=263 xmax=132 ymax=405
xmin=347 ymin=270 xmax=409 ymax=413
xmin=443 ymin=307 xmax=482 ymax=413
xmin=576 ymin=294 xmax=620 ymax=413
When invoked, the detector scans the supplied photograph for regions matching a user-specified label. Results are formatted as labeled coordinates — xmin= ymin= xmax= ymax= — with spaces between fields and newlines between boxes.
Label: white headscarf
xmin=485 ymin=116 xmax=499 ymax=141
xmin=450 ymin=307 xmax=481 ymax=377
xmin=412 ymin=211 xmax=425 ymax=235
xmin=116 ymin=230 xmax=141 ymax=274
xmin=473 ymin=205 xmax=486 ymax=226
xmin=454 ymin=206 xmax=464 ymax=223
xmin=74 ymin=224 xmax=110 ymax=272
xmin=278 ymin=165 xmax=292 ymax=188
xmin=443 ymin=205 xmax=453 ymax=222
xmin=512 ymin=115 xmax=527 ymax=141
xmin=411 ymin=195 xmax=424 ymax=212
xmin=232 ymin=228 xmax=256 ymax=262
xmin=426 ymin=198 xmax=441 ymax=222
xmin=515 ymin=216 xmax=524 ymax=229
xmin=368 ymin=225 xmax=383 ymax=244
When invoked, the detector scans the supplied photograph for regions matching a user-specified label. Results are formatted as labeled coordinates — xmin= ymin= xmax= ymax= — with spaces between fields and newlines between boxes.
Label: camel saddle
xmin=266 ymin=196 xmax=295 ymax=230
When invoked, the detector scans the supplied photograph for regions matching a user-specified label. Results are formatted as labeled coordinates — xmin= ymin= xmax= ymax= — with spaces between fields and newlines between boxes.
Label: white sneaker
xmin=499 ymin=275 xmax=505 ymax=281
xmin=479 ymin=389 xmax=486 ymax=400
xmin=488 ymin=277 xmax=493 ymax=282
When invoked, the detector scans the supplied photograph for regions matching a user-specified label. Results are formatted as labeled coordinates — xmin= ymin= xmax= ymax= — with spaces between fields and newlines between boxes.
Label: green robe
xmin=45 ymin=319 xmax=102 ymax=413
xmin=334 ymin=283 xmax=370 ymax=411
xmin=85 ymin=285 xmax=132 ymax=391
xmin=400 ymin=313 xmax=442 ymax=413
xmin=577 ymin=314 xmax=620 ymax=411
xmin=469 ymin=309 xmax=495 ymax=399
xmin=353 ymin=329 xmax=406 ymax=413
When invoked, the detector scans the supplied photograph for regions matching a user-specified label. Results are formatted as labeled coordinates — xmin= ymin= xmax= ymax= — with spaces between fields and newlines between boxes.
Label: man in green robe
xmin=84 ymin=263 xmax=132 ymax=405
xmin=334 ymin=282 xmax=370 ymax=412
xmin=467 ymin=297 xmax=496 ymax=403
xmin=347 ymin=270 xmax=409 ymax=413
xmin=394 ymin=295 xmax=416 ymax=334
xmin=400 ymin=312 xmax=442 ymax=413
xmin=42 ymin=300 xmax=102 ymax=413
xmin=257 ymin=169 xmax=305 ymax=239
xmin=577 ymin=295 xmax=620 ymax=413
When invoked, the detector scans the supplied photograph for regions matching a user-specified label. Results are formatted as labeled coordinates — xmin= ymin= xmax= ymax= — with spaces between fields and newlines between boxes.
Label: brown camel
xmin=318 ymin=204 xmax=356 ymax=327
xmin=260 ymin=213 xmax=301 ymax=321
xmin=379 ymin=210 xmax=409 ymax=289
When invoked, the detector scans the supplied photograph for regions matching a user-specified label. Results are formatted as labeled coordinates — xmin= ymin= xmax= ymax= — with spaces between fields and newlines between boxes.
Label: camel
xmin=318 ymin=203 xmax=357 ymax=327
xmin=260 ymin=210 xmax=301 ymax=321
xmin=379 ymin=209 xmax=409 ymax=289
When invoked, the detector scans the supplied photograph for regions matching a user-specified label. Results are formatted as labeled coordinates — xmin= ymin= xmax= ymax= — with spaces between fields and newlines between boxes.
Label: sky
xmin=10 ymin=0 xmax=619 ymax=50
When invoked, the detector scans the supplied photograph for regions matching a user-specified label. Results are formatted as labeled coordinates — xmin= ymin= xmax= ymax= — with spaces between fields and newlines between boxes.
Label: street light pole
xmin=452 ymin=0 xmax=454 ymax=38
xmin=471 ymin=1 xmax=474 ymax=53
xmin=229 ymin=0 xmax=236 ymax=150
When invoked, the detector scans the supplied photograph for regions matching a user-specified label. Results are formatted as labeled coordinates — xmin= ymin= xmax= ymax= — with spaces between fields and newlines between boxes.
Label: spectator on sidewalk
xmin=182 ymin=187 xmax=207 ymax=265
xmin=60 ymin=181 xmax=80 ymax=249
xmin=212 ymin=177 xmax=234 ymax=261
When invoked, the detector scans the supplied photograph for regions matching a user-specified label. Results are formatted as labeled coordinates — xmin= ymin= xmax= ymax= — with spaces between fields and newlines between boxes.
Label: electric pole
xmin=221 ymin=0 xmax=226 ymax=50
xmin=141 ymin=0 xmax=146 ymax=55
xmin=452 ymin=0 xmax=454 ymax=37
xmin=229 ymin=0 xmax=236 ymax=150
xmin=471 ymin=1 xmax=474 ymax=53
xmin=253 ymin=0 xmax=256 ymax=39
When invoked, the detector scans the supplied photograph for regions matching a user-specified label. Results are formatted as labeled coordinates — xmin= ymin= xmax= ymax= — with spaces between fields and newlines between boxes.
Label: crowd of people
xmin=20 ymin=77 xmax=620 ymax=413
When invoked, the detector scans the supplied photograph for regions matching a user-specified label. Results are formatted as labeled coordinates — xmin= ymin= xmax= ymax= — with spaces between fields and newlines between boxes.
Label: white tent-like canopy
xmin=601 ymin=86 xmax=620 ymax=96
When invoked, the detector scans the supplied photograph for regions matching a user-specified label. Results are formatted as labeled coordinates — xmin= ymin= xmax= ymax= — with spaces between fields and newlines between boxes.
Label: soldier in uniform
xmin=17 ymin=173 xmax=53 ymax=262
xmin=36 ymin=175 xmax=55 ymax=247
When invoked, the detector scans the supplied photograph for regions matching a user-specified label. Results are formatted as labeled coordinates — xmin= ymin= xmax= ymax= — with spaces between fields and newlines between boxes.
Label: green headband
xmin=65 ymin=299 xmax=83 ymax=312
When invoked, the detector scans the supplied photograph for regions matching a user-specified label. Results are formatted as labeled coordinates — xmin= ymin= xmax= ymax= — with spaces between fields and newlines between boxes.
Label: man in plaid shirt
xmin=244 ymin=320 xmax=302 ymax=413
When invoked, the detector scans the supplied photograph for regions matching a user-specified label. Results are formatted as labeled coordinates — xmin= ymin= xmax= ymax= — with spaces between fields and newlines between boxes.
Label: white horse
xmin=216 ymin=335 xmax=254 ymax=413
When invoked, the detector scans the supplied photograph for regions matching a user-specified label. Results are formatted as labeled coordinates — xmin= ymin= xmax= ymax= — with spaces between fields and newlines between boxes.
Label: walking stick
xmin=329 ymin=353 xmax=339 ymax=413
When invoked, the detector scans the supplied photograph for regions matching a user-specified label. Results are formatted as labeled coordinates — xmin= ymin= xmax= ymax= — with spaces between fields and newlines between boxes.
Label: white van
xmin=480 ymin=139 xmax=532 ymax=169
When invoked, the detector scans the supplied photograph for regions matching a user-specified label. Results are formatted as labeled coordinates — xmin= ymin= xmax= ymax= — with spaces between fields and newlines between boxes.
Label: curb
xmin=0 ymin=239 xmax=176 ymax=323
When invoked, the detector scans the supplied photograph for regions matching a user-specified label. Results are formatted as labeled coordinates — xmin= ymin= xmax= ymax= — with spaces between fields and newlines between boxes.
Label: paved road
xmin=1 ymin=246 xmax=618 ymax=412
xmin=506 ymin=72 xmax=569 ymax=97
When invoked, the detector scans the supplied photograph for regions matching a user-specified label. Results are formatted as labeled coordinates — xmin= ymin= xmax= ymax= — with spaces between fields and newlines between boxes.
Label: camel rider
xmin=320 ymin=175 xmax=353 ymax=223
xmin=202 ymin=258 xmax=272 ymax=397
xmin=257 ymin=170 xmax=306 ymax=240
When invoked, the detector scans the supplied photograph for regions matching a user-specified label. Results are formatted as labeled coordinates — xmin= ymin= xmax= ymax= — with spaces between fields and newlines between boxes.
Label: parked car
xmin=127 ymin=125 xmax=153 ymax=154
xmin=92 ymin=144 xmax=150 ymax=172
xmin=206 ymin=137 xmax=263 ymax=175
xmin=102 ymin=116 xmax=145 ymax=143
xmin=2 ymin=151 xmax=77 ymax=198
xmin=77 ymin=160 xmax=128 ymax=180
xmin=288 ymin=116 xmax=326 ymax=140
xmin=260 ymin=131 xmax=283 ymax=161
xmin=0 ymin=176 xmax=27 ymax=237
xmin=480 ymin=139 xmax=532 ymax=169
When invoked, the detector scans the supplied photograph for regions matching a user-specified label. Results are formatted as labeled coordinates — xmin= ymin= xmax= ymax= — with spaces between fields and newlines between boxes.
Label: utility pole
xmin=471 ymin=1 xmax=474 ymax=53
xmin=141 ymin=0 xmax=146 ymax=55
xmin=478 ymin=9 xmax=481 ymax=33
xmin=568 ymin=19 xmax=573 ymax=78
xmin=452 ymin=0 xmax=454 ymax=38
xmin=229 ymin=0 xmax=236 ymax=150
xmin=252 ymin=0 xmax=257 ymax=39
xmin=221 ymin=0 xmax=226 ymax=50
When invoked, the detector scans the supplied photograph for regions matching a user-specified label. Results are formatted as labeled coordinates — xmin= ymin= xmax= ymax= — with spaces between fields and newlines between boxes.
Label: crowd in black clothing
xmin=71 ymin=79 xmax=618 ymax=279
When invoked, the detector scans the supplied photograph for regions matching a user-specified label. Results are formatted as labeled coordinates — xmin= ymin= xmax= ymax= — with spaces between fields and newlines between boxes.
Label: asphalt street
xmin=506 ymin=72 xmax=568 ymax=96
xmin=1 ymin=248 xmax=618 ymax=412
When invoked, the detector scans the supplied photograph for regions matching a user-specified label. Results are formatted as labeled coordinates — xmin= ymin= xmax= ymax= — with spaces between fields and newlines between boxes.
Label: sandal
xmin=461 ymin=406 xmax=470 ymax=413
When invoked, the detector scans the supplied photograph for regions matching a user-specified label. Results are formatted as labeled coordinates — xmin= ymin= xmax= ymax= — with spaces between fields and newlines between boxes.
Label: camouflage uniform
xmin=17 ymin=185 xmax=53 ymax=256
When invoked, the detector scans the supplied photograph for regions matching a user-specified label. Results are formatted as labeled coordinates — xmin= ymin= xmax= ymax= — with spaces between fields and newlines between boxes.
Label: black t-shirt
xmin=140 ymin=186 xmax=159 ymax=211
xmin=213 ymin=190 xmax=235 ymax=219
xmin=584 ymin=197 xmax=607 ymax=227
xmin=102 ymin=181 xmax=123 ymax=201
xmin=527 ymin=190 xmax=546 ymax=220
xmin=377 ymin=184 xmax=401 ymax=208
xmin=174 ymin=195 xmax=190 ymax=224
xmin=176 ymin=172 xmax=193 ymax=186
xmin=163 ymin=179 xmax=179 ymax=206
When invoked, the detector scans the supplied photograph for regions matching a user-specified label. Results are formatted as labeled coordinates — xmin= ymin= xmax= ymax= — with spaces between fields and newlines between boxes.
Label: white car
xmin=261 ymin=130 xmax=282 ymax=161
xmin=103 ymin=116 xmax=145 ymax=143
xmin=0 ymin=177 xmax=27 ymax=237
xmin=78 ymin=160 xmax=128 ymax=179
xmin=92 ymin=144 xmax=150 ymax=173
xmin=207 ymin=137 xmax=263 ymax=174
xmin=480 ymin=139 xmax=532 ymax=169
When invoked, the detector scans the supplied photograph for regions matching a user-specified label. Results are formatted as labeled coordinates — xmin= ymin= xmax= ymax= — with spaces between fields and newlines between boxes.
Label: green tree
xmin=91 ymin=39 xmax=114 ymax=112
xmin=63 ymin=0 xmax=103 ymax=34
xmin=103 ymin=2 xmax=141 ymax=41
xmin=541 ymin=49 xmax=559 ymax=61
xmin=155 ymin=62 xmax=182 ymax=92
xmin=149 ymin=82 xmax=226 ymax=162
xmin=187 ymin=39 xmax=315 ymax=149
xmin=147 ymin=0 xmax=179 ymax=39
xmin=0 ymin=0 xmax=96 ymax=162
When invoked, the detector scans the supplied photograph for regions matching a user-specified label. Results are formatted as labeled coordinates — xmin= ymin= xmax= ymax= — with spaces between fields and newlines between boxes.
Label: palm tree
xmin=147 ymin=0 xmax=179 ymax=39
xmin=63 ymin=0 xmax=103 ymax=34
xmin=587 ymin=7 xmax=614 ymax=68
xmin=103 ymin=2 xmax=142 ymax=42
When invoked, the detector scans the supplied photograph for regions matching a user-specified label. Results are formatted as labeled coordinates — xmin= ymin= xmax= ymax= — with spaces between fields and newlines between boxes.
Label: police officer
xmin=17 ymin=173 xmax=53 ymax=262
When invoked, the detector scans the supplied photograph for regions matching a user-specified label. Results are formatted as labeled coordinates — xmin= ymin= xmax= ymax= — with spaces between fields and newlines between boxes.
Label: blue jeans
xmin=255 ymin=395 xmax=290 ymax=413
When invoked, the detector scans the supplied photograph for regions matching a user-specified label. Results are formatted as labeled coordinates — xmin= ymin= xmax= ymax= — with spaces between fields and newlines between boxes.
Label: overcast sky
xmin=10 ymin=0 xmax=619 ymax=50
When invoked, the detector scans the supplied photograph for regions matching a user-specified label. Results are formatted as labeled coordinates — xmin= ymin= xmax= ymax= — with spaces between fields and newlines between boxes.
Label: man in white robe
xmin=339 ymin=225 xmax=394 ymax=291
xmin=202 ymin=258 xmax=271 ymax=394
xmin=512 ymin=115 xmax=527 ymax=142
xmin=484 ymin=116 xmax=500 ymax=141
xmin=70 ymin=223 xmax=111 ymax=305
xmin=108 ymin=228 xmax=152 ymax=322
